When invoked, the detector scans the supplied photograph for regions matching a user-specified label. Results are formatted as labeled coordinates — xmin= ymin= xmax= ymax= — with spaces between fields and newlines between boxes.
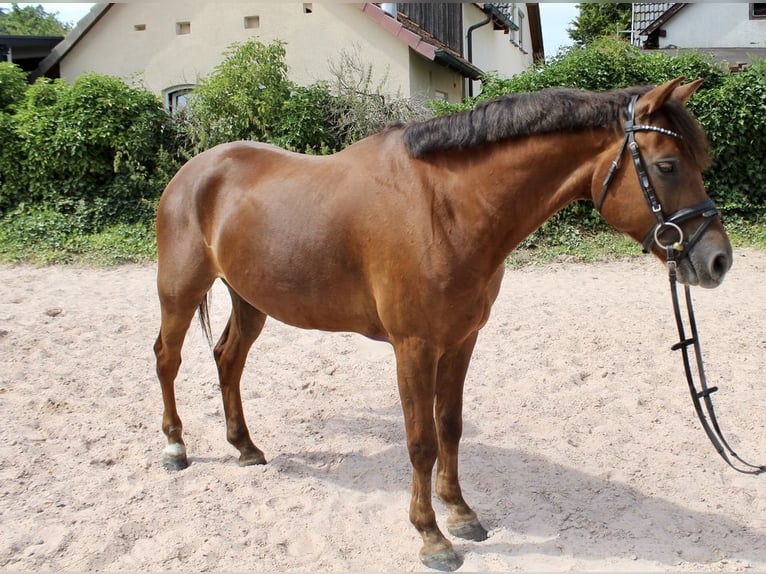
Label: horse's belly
xmin=224 ymin=266 xmax=387 ymax=340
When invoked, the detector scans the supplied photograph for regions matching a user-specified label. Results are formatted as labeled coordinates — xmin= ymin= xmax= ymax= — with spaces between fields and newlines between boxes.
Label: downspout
xmin=466 ymin=12 xmax=491 ymax=97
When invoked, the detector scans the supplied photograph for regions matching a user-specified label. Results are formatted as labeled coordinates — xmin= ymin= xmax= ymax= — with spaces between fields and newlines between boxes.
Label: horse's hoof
xmin=238 ymin=450 xmax=267 ymax=466
xmin=420 ymin=548 xmax=463 ymax=572
xmin=448 ymin=519 xmax=488 ymax=542
xmin=162 ymin=443 xmax=189 ymax=471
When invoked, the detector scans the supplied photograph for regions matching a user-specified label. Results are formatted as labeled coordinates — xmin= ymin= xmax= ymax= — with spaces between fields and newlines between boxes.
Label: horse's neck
xmin=436 ymin=131 xmax=611 ymax=268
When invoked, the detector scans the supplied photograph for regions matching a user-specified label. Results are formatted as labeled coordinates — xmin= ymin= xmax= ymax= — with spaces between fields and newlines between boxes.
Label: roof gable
xmin=637 ymin=3 xmax=688 ymax=36
xmin=35 ymin=3 xmax=112 ymax=78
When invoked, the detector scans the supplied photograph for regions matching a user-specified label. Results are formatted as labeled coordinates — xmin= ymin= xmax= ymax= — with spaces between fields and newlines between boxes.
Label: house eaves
xmin=34 ymin=3 xmax=112 ymax=79
xmin=434 ymin=49 xmax=483 ymax=80
xmin=474 ymin=3 xmax=544 ymax=63
xmin=526 ymin=4 xmax=544 ymax=62
xmin=641 ymin=3 xmax=688 ymax=36
xmin=1 ymin=34 xmax=63 ymax=74
xmin=361 ymin=3 xmax=483 ymax=80
xmin=477 ymin=3 xmax=519 ymax=32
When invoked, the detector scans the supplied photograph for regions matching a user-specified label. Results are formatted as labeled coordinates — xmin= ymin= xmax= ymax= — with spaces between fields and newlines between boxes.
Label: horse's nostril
xmin=711 ymin=253 xmax=730 ymax=279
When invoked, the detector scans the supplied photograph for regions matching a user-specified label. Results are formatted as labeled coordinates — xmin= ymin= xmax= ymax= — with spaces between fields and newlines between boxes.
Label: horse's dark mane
xmin=403 ymin=86 xmax=710 ymax=169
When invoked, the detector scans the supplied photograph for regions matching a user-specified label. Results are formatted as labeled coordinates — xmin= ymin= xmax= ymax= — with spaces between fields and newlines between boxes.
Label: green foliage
xmin=182 ymin=39 xmax=427 ymax=154
xmin=0 ymin=61 xmax=28 ymax=111
xmin=0 ymin=204 xmax=88 ymax=263
xmin=0 ymin=63 xmax=29 ymax=210
xmin=507 ymin=228 xmax=640 ymax=268
xmin=2 ymin=34 xmax=762 ymax=267
xmin=0 ymin=205 xmax=156 ymax=265
xmin=723 ymin=214 xmax=766 ymax=250
xmin=689 ymin=63 xmax=766 ymax=214
xmin=0 ymin=39 xmax=433 ymax=265
xmin=79 ymin=221 xmax=157 ymax=264
xmin=568 ymin=3 xmax=632 ymax=47
xmin=186 ymin=39 xmax=293 ymax=151
xmin=440 ymin=39 xmax=726 ymax=114
xmin=271 ymin=82 xmax=341 ymax=153
xmin=0 ymin=3 xmax=72 ymax=35
xmin=6 ymin=73 xmax=177 ymax=224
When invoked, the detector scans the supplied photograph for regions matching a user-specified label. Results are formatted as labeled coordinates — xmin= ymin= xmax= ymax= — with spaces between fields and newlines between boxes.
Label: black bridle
xmin=596 ymin=94 xmax=719 ymax=258
xmin=597 ymin=95 xmax=765 ymax=475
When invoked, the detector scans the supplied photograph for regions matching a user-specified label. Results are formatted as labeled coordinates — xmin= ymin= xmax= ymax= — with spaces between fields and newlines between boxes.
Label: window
xmin=244 ymin=15 xmax=260 ymax=29
xmin=517 ymin=9 xmax=525 ymax=49
xmin=133 ymin=24 xmax=146 ymax=32
xmin=303 ymin=3 xmax=313 ymax=14
xmin=164 ymin=85 xmax=194 ymax=115
xmin=751 ymin=3 xmax=766 ymax=18
xmin=175 ymin=21 xmax=191 ymax=35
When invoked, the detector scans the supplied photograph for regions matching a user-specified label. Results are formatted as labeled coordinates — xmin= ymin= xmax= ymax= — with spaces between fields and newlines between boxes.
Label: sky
xmin=2 ymin=2 xmax=578 ymax=58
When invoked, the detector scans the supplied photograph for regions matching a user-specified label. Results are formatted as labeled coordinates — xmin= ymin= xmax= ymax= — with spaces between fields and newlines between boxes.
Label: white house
xmin=632 ymin=3 xmax=766 ymax=70
xmin=37 ymin=2 xmax=543 ymax=109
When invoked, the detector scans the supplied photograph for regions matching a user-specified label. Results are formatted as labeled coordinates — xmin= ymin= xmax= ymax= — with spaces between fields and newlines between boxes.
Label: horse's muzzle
xmin=676 ymin=235 xmax=732 ymax=288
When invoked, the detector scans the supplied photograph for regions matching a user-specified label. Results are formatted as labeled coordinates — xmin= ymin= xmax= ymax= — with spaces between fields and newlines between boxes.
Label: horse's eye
xmin=657 ymin=161 xmax=676 ymax=174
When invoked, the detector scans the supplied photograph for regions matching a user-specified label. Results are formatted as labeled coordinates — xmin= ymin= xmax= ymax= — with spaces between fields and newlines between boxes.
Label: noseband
xmin=597 ymin=95 xmax=764 ymax=475
xmin=595 ymin=94 xmax=719 ymax=263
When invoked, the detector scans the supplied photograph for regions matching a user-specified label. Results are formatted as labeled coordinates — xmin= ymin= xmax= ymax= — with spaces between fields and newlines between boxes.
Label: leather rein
xmin=598 ymin=95 xmax=765 ymax=475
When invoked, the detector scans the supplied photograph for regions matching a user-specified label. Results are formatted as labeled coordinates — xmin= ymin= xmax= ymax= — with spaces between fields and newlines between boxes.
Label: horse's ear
xmin=636 ymin=76 xmax=685 ymax=117
xmin=671 ymin=78 xmax=704 ymax=106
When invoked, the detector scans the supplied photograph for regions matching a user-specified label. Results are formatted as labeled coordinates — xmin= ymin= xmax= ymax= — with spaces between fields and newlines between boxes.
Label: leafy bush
xmin=690 ymin=63 xmax=766 ymax=213
xmin=7 ymin=74 xmax=177 ymax=225
xmin=272 ymin=82 xmax=341 ymax=153
xmin=0 ymin=63 xmax=29 ymax=209
xmin=186 ymin=39 xmax=293 ymax=151
xmin=3 ymin=36 xmax=763 ymax=265
xmin=184 ymin=40 xmax=429 ymax=154
xmin=436 ymin=38 xmax=725 ymax=114
xmin=0 ymin=40 xmax=434 ymax=264
xmin=0 ymin=61 xmax=28 ymax=111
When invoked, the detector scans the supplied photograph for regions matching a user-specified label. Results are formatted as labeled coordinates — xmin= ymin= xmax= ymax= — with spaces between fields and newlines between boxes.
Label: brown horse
xmin=154 ymin=78 xmax=731 ymax=571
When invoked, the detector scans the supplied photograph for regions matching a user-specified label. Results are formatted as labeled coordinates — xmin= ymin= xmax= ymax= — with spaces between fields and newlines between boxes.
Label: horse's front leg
xmin=435 ymin=332 xmax=488 ymax=542
xmin=394 ymin=337 xmax=462 ymax=572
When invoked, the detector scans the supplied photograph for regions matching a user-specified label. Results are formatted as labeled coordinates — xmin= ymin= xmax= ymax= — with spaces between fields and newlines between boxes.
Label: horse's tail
xmin=198 ymin=290 xmax=214 ymax=349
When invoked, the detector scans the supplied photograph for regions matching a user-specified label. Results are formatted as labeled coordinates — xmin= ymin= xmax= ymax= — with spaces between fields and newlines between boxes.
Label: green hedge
xmin=5 ymin=74 xmax=177 ymax=227
xmin=689 ymin=61 xmax=766 ymax=214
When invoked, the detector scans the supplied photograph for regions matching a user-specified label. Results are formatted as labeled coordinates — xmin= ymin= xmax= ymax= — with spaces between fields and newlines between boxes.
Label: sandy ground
xmin=1 ymin=249 xmax=765 ymax=572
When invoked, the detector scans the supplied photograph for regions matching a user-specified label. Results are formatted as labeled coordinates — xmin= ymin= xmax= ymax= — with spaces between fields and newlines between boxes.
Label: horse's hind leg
xmin=435 ymin=332 xmax=488 ymax=542
xmin=154 ymin=282 xmax=212 ymax=471
xmin=213 ymin=286 xmax=267 ymax=466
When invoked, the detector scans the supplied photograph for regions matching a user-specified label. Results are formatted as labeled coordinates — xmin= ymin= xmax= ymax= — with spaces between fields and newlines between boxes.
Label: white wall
xmin=60 ymin=2 xmax=412 ymax=97
xmin=408 ymin=51 xmax=463 ymax=103
xmin=463 ymin=3 xmax=534 ymax=97
xmin=660 ymin=3 xmax=766 ymax=48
